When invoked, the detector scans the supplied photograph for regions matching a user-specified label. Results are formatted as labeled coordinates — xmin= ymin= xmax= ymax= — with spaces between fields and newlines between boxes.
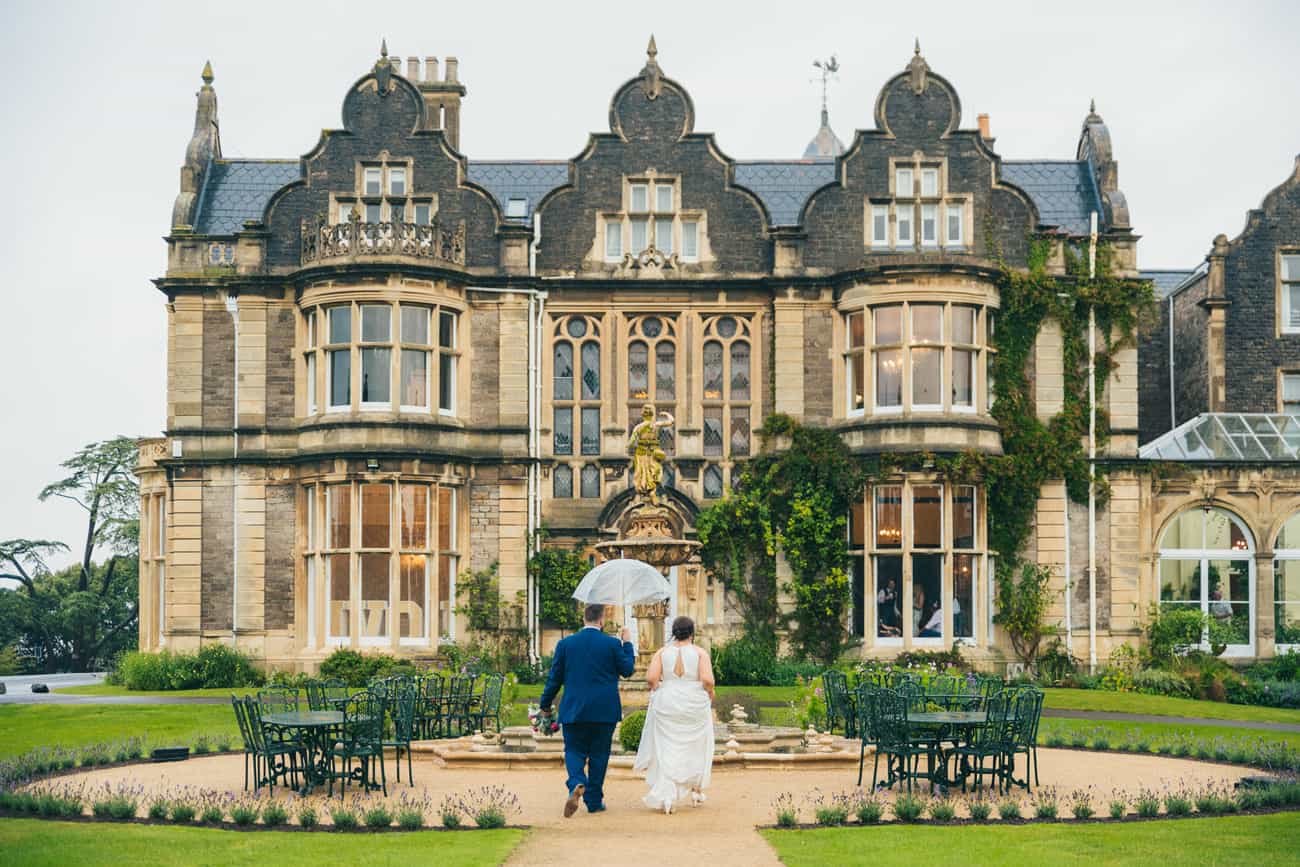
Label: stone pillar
xmin=773 ymin=291 xmax=805 ymax=421
xmin=1203 ymin=234 xmax=1231 ymax=412
xmin=1257 ymin=552 xmax=1276 ymax=659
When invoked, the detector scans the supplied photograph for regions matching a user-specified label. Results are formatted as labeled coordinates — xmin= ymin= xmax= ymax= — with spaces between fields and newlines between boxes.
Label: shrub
xmin=1146 ymin=606 xmax=1207 ymax=664
xmin=466 ymin=785 xmax=520 ymax=829
xmin=364 ymin=802 xmax=393 ymax=828
xmin=169 ymin=800 xmax=197 ymax=823
xmin=1163 ymin=790 xmax=1191 ymax=816
xmin=893 ymin=793 xmax=925 ymax=822
xmin=148 ymin=797 xmax=169 ymax=820
xmin=1045 ymin=732 xmax=1067 ymax=748
xmin=319 ymin=648 xmax=404 ymax=687
xmin=1091 ymin=735 xmax=1110 ymax=751
xmin=814 ymin=802 xmax=849 ymax=827
xmin=330 ymin=804 xmax=359 ymax=830
xmin=928 ymin=798 xmax=956 ymax=822
xmin=1132 ymin=668 xmax=1193 ymax=698
xmin=261 ymin=801 xmax=288 ymax=827
xmin=114 ymin=645 xmax=263 ymax=691
xmin=439 ymin=794 xmax=463 ymax=829
xmin=968 ymin=797 xmax=992 ymax=821
xmin=619 ymin=711 xmax=647 ymax=752
xmin=713 ymin=633 xmax=777 ymax=686
xmin=770 ymin=658 xmax=826 ymax=687
xmin=296 ymin=804 xmax=318 ymax=828
xmin=1069 ymin=788 xmax=1095 ymax=819
xmin=855 ymin=797 xmax=884 ymax=824
xmin=997 ymin=798 xmax=1022 ymax=820
xmin=229 ymin=799 xmax=260 ymax=826
xmin=200 ymin=795 xmax=225 ymax=824
xmin=396 ymin=792 xmax=429 ymax=830
xmin=192 ymin=735 xmax=211 ymax=755
xmin=1032 ymin=787 xmax=1059 ymax=819
xmin=1134 ymin=789 xmax=1160 ymax=818
xmin=772 ymin=792 xmax=797 ymax=827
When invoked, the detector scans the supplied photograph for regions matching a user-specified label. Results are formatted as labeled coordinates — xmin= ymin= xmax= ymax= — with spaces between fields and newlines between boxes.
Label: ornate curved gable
xmin=535 ymin=38 xmax=770 ymax=279
xmin=801 ymin=44 xmax=1037 ymax=272
xmin=263 ymin=47 xmax=502 ymax=271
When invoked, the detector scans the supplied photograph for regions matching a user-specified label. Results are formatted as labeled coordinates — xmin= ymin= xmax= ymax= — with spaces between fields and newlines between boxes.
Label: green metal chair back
xmin=869 ymin=688 xmax=911 ymax=753
xmin=1010 ymin=688 xmax=1044 ymax=750
xmin=257 ymin=686 xmax=299 ymax=713
xmin=241 ymin=696 xmax=270 ymax=752
xmin=853 ymin=682 xmax=879 ymax=743
xmin=389 ymin=684 xmax=417 ymax=742
xmin=305 ymin=680 xmax=325 ymax=711
xmin=822 ymin=670 xmax=850 ymax=732
xmin=231 ymin=694 xmax=255 ymax=750
xmin=343 ymin=691 xmax=386 ymax=747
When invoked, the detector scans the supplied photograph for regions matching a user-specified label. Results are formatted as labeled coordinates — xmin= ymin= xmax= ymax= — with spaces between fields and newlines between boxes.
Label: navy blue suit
xmin=539 ymin=626 xmax=636 ymax=810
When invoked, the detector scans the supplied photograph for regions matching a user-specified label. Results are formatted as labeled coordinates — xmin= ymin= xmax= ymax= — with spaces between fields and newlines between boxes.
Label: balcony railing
xmin=300 ymin=213 xmax=466 ymax=267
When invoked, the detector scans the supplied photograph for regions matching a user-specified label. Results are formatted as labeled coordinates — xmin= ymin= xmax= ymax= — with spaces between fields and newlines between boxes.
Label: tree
xmin=528 ymin=530 xmax=588 ymax=633
xmin=0 ymin=436 xmax=140 ymax=671
xmin=992 ymin=562 xmax=1056 ymax=665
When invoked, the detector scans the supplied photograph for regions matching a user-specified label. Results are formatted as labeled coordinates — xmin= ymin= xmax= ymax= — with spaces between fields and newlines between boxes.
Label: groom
xmin=539 ymin=603 xmax=636 ymax=817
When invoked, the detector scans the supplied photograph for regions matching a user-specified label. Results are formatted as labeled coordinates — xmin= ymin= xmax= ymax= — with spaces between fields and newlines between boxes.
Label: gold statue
xmin=628 ymin=403 xmax=674 ymax=505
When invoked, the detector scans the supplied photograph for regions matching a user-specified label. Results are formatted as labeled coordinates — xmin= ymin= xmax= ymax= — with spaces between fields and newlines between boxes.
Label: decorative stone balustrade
xmin=300 ymin=213 xmax=466 ymax=267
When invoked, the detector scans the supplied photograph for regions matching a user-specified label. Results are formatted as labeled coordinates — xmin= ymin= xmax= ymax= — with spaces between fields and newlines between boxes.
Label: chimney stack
xmin=407 ymin=57 xmax=420 ymax=80
xmin=977 ymin=113 xmax=992 ymax=141
xmin=414 ymin=53 xmax=466 ymax=150
xmin=444 ymin=57 xmax=459 ymax=83
xmin=424 ymin=56 xmax=439 ymax=82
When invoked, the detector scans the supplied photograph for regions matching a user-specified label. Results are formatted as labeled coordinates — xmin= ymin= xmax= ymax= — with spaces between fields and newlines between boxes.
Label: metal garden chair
xmin=383 ymin=682 xmax=418 ymax=784
xmin=328 ymin=690 xmax=387 ymax=798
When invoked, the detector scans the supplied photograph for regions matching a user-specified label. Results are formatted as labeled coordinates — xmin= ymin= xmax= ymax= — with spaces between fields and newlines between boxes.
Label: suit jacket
xmin=539 ymin=627 xmax=636 ymax=725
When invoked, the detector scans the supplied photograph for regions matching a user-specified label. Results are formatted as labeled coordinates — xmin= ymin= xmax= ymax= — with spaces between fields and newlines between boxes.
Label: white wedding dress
xmin=633 ymin=643 xmax=715 ymax=812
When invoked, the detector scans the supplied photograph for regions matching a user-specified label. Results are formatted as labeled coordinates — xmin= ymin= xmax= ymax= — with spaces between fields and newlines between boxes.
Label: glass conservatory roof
xmin=1139 ymin=413 xmax=1300 ymax=462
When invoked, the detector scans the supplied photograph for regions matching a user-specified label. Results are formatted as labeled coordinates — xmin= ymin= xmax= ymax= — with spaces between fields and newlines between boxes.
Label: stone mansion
xmin=136 ymin=40 xmax=1300 ymax=672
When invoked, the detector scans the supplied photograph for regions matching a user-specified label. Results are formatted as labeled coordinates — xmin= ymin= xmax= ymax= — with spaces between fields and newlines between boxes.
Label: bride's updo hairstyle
xmin=670 ymin=616 xmax=695 ymax=642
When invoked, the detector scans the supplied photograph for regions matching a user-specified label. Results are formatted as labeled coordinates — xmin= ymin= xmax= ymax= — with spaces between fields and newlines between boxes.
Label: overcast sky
xmin=1 ymin=0 xmax=1297 ymax=570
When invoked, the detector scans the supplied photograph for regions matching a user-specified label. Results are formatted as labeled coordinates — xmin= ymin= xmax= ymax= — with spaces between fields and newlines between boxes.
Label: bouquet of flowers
xmin=528 ymin=704 xmax=560 ymax=736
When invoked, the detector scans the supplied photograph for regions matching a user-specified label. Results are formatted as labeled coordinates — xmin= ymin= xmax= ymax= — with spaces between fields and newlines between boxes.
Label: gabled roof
xmin=1139 ymin=413 xmax=1300 ymax=461
xmin=1000 ymin=160 xmax=1103 ymax=236
xmin=193 ymin=159 xmax=301 ymax=235
xmin=733 ymin=161 xmax=838 ymax=227
xmin=466 ymin=161 xmax=569 ymax=223
xmin=1140 ymin=269 xmax=1199 ymax=298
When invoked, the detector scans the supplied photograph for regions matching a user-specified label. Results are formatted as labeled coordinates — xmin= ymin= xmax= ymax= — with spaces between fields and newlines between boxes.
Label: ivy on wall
xmin=696 ymin=238 xmax=1156 ymax=660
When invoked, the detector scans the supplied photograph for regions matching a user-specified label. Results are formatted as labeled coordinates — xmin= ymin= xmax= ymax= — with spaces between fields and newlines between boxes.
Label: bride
xmin=633 ymin=615 xmax=715 ymax=814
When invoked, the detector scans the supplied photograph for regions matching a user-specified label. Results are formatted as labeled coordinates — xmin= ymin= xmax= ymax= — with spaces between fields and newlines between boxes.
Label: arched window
xmin=1276 ymin=513 xmax=1300 ymax=647
xmin=700 ymin=316 xmax=754 ymax=500
xmin=1158 ymin=506 xmax=1255 ymax=653
xmin=626 ymin=315 xmax=678 ymax=459
xmin=552 ymin=316 xmax=603 ymax=499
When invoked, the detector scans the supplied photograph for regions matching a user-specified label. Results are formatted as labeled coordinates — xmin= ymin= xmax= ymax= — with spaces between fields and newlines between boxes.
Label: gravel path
xmin=54 ymin=748 xmax=1251 ymax=867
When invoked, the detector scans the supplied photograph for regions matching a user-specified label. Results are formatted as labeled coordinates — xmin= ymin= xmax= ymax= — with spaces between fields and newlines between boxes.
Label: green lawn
xmin=1042 ymin=688 xmax=1300 ymax=725
xmin=56 ymin=685 xmax=261 ymax=698
xmin=0 ymin=819 xmax=523 ymax=866
xmin=1039 ymin=717 xmax=1300 ymax=752
xmin=0 ymin=705 xmax=239 ymax=759
xmin=762 ymin=812 xmax=1300 ymax=866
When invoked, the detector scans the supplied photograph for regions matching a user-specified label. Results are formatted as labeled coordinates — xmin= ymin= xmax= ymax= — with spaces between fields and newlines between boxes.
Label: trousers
xmin=562 ymin=722 xmax=616 ymax=809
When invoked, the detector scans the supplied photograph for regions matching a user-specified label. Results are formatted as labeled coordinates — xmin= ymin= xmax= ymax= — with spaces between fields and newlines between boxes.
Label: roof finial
xmin=812 ymin=55 xmax=840 ymax=122
xmin=914 ymin=37 xmax=921 ymax=56
xmin=907 ymin=39 xmax=930 ymax=94
xmin=201 ymin=60 xmax=214 ymax=86
xmin=380 ymin=38 xmax=388 ymax=59
xmin=640 ymin=34 xmax=662 ymax=100
xmin=1090 ymin=97 xmax=1096 ymax=114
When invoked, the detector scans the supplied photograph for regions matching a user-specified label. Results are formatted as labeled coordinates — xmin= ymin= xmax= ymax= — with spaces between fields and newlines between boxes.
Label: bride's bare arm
xmin=646 ymin=649 xmax=663 ymax=690
xmin=697 ymin=647 xmax=716 ymax=700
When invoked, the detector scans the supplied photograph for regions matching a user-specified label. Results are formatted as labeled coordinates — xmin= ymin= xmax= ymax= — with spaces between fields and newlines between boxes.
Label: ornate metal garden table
xmin=907 ymin=710 xmax=988 ymax=789
xmin=262 ymin=710 xmax=344 ymax=795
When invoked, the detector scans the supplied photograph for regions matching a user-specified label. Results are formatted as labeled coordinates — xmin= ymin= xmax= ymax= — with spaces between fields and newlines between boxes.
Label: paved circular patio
xmin=54 ymin=748 xmax=1252 ymax=866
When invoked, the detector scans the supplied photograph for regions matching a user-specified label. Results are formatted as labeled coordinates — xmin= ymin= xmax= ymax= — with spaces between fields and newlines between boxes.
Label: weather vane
xmin=811 ymin=55 xmax=840 ymax=116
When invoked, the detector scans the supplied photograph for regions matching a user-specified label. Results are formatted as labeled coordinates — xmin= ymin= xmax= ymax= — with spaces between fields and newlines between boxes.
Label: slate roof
xmin=733 ymin=161 xmax=838 ymax=227
xmin=1000 ymin=160 xmax=1103 ymax=236
xmin=193 ymin=160 xmax=301 ymax=235
xmin=1140 ymin=269 xmax=1200 ymax=298
xmin=466 ymin=161 xmax=569 ymax=223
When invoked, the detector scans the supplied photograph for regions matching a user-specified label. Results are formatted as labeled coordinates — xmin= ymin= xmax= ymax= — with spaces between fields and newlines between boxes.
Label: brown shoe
xmin=569 ymin=785 xmax=590 ymax=816
xmin=564 ymin=784 xmax=585 ymax=818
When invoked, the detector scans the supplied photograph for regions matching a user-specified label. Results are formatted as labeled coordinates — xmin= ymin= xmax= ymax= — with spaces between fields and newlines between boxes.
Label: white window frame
xmin=921 ymin=204 xmax=938 ymax=247
xmin=506 ymin=197 xmax=528 ymax=219
xmin=910 ymin=304 xmax=945 ymax=412
xmin=630 ymin=183 xmax=649 ymax=214
xmin=871 ymin=204 xmax=890 ymax=248
xmin=946 ymin=202 xmax=964 ymax=247
xmin=654 ymin=183 xmax=674 ymax=213
xmin=896 ymin=204 xmax=913 ymax=247
xmin=399 ymin=306 xmax=432 ymax=414
xmin=681 ymin=220 xmax=699 ymax=261
xmin=364 ymin=166 xmax=382 ymax=196
xmin=1276 ymin=513 xmax=1300 ymax=651
xmin=1283 ymin=371 xmax=1300 ymax=415
xmin=921 ymin=168 xmax=939 ymax=197
xmin=1157 ymin=508 xmax=1256 ymax=658
xmin=1283 ymin=254 xmax=1300 ymax=335
xmin=438 ymin=309 xmax=458 ymax=416
xmin=895 ymin=168 xmax=914 ymax=197
xmin=359 ymin=304 xmax=393 ymax=411
xmin=605 ymin=220 xmax=623 ymax=261
xmin=388 ymin=166 xmax=407 ymax=196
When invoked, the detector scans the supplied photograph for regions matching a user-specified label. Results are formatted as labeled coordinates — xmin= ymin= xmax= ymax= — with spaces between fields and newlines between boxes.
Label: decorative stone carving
xmin=907 ymin=39 xmax=930 ymax=95
xmin=300 ymin=213 xmax=466 ymax=266
xmin=640 ymin=35 xmax=662 ymax=100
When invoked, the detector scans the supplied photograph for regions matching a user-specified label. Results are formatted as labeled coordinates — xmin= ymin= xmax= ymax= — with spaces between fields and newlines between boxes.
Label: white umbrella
xmin=571 ymin=558 xmax=671 ymax=607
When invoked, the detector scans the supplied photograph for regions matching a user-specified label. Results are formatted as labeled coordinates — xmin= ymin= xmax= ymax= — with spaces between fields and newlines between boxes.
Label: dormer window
xmin=335 ymin=160 xmax=435 ymax=228
xmin=364 ymin=167 xmax=382 ymax=196
xmin=603 ymin=177 xmax=704 ymax=264
xmin=506 ymin=197 xmax=528 ymax=219
xmin=871 ymin=159 xmax=969 ymax=253
xmin=389 ymin=168 xmax=406 ymax=196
